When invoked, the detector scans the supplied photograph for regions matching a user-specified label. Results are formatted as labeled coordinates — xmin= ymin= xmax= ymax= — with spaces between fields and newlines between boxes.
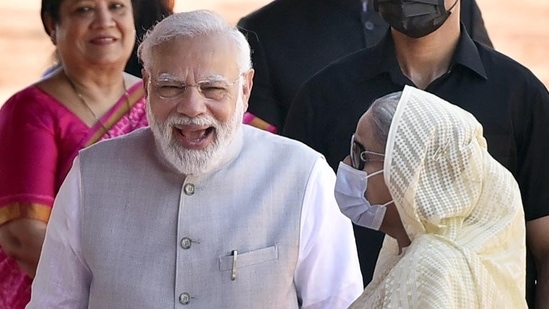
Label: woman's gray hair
xmin=138 ymin=10 xmax=252 ymax=73
xmin=368 ymin=91 xmax=401 ymax=147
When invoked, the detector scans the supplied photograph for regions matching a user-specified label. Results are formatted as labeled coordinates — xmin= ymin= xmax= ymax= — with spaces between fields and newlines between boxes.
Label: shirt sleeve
xmin=28 ymin=157 xmax=91 ymax=308
xmin=295 ymin=157 xmax=363 ymax=308
xmin=518 ymin=80 xmax=549 ymax=221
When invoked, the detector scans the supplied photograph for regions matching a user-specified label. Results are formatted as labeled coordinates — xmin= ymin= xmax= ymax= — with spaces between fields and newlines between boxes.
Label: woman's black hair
xmin=40 ymin=0 xmax=141 ymax=36
xmin=125 ymin=0 xmax=174 ymax=77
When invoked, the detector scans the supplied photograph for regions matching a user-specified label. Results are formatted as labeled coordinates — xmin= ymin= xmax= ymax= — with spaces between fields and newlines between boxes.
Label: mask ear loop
xmin=366 ymin=168 xmax=384 ymax=179
xmin=447 ymin=0 xmax=459 ymax=13
xmin=367 ymin=169 xmax=393 ymax=208
xmin=380 ymin=200 xmax=393 ymax=207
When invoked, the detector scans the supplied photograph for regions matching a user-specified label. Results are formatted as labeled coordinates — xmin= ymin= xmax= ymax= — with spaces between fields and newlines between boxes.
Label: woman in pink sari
xmin=0 ymin=0 xmax=148 ymax=307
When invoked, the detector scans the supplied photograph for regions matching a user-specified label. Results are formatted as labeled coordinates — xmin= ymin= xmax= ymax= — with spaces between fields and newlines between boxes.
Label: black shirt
xmin=237 ymin=0 xmax=492 ymax=130
xmin=284 ymin=28 xmax=549 ymax=306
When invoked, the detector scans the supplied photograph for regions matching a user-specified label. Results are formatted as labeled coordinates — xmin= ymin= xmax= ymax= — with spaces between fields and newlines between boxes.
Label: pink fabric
xmin=0 ymin=82 xmax=148 ymax=309
xmin=243 ymin=112 xmax=277 ymax=133
xmin=0 ymin=257 xmax=31 ymax=309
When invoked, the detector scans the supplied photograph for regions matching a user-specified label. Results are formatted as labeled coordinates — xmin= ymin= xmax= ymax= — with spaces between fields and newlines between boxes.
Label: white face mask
xmin=334 ymin=162 xmax=393 ymax=230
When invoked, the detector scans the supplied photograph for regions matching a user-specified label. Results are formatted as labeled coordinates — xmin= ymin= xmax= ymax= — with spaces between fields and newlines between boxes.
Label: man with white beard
xmin=27 ymin=10 xmax=363 ymax=309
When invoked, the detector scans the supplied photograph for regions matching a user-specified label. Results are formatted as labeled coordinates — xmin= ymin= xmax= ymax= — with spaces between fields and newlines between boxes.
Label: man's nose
xmin=174 ymin=87 xmax=208 ymax=118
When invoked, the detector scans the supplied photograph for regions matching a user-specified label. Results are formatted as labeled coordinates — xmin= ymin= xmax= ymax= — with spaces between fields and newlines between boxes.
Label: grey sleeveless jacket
xmin=78 ymin=126 xmax=321 ymax=308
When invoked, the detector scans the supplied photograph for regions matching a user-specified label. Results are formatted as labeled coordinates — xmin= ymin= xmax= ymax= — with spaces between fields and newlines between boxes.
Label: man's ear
xmin=241 ymin=69 xmax=255 ymax=109
xmin=142 ymin=69 xmax=149 ymax=97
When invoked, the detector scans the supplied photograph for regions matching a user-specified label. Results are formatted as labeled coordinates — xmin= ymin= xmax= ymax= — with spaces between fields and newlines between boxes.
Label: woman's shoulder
xmin=0 ymin=80 xmax=73 ymax=131
xmin=1 ymin=84 xmax=57 ymax=113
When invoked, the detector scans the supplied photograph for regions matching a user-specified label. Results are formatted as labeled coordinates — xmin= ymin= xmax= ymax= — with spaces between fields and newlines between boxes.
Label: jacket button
xmin=184 ymin=183 xmax=195 ymax=195
xmin=180 ymin=237 xmax=192 ymax=249
xmin=179 ymin=292 xmax=191 ymax=305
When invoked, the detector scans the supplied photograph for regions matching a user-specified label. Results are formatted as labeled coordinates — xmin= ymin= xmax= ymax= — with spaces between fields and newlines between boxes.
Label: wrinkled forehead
xmin=149 ymin=34 xmax=240 ymax=82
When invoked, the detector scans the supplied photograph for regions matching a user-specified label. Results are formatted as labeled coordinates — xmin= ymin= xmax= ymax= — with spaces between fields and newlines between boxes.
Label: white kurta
xmin=28 ymin=126 xmax=363 ymax=309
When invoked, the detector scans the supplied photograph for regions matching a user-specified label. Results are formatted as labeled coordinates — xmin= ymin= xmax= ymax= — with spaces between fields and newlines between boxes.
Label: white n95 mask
xmin=334 ymin=162 xmax=392 ymax=230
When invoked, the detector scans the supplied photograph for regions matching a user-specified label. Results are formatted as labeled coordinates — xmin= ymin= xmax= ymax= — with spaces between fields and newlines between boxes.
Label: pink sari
xmin=243 ymin=112 xmax=277 ymax=133
xmin=0 ymin=82 xmax=148 ymax=309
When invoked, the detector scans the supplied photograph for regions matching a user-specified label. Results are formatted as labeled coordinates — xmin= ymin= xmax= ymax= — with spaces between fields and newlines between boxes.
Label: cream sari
xmin=350 ymin=86 xmax=527 ymax=308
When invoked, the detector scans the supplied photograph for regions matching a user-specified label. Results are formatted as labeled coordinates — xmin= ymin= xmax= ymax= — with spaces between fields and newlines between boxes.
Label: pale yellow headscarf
xmin=350 ymin=86 xmax=527 ymax=308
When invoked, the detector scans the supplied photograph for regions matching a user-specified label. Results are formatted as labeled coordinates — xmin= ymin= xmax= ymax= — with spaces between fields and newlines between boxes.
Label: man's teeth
xmin=181 ymin=129 xmax=208 ymax=140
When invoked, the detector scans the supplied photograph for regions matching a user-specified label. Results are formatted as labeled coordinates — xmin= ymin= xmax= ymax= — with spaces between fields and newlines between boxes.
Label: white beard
xmin=147 ymin=91 xmax=244 ymax=175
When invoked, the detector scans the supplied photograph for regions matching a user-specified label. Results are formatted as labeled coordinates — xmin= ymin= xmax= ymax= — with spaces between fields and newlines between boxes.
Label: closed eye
xmin=198 ymin=82 xmax=230 ymax=99
xmin=157 ymin=85 xmax=185 ymax=97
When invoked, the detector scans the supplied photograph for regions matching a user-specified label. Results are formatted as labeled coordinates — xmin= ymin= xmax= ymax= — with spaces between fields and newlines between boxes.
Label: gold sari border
xmin=86 ymin=84 xmax=146 ymax=146
xmin=0 ymin=202 xmax=51 ymax=226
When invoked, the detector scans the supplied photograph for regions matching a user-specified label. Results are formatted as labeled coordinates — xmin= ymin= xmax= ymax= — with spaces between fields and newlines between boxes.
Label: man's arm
xmin=27 ymin=158 xmax=91 ymax=308
xmin=527 ymin=216 xmax=549 ymax=309
xmin=0 ymin=218 xmax=46 ymax=277
xmin=295 ymin=157 xmax=363 ymax=308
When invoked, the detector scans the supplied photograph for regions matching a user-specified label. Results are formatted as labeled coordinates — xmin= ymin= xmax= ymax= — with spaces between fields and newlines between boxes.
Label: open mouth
xmin=173 ymin=126 xmax=215 ymax=149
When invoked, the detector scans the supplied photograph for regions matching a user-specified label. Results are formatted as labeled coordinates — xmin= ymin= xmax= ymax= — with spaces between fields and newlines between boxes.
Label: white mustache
xmin=166 ymin=115 xmax=218 ymax=128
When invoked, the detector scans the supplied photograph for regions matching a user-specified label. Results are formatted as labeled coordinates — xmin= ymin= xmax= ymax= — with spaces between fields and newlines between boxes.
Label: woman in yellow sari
xmin=335 ymin=85 xmax=527 ymax=308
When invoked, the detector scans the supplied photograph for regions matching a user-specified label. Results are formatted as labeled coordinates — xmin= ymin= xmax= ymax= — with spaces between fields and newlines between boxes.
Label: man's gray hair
xmin=138 ymin=10 xmax=252 ymax=73
xmin=368 ymin=91 xmax=401 ymax=147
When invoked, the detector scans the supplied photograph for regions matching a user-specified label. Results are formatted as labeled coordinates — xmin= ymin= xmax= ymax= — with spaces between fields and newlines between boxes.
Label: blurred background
xmin=0 ymin=0 xmax=548 ymax=105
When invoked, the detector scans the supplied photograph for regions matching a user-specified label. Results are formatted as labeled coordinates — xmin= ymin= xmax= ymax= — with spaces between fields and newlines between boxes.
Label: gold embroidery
xmin=0 ymin=202 xmax=51 ymax=226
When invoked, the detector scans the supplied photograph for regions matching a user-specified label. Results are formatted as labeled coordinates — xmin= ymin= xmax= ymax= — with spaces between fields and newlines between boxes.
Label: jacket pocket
xmin=218 ymin=245 xmax=278 ymax=271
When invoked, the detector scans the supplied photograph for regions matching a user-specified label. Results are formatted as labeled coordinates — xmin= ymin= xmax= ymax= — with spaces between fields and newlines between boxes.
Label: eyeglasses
xmin=350 ymin=134 xmax=384 ymax=170
xmin=150 ymin=73 xmax=243 ymax=101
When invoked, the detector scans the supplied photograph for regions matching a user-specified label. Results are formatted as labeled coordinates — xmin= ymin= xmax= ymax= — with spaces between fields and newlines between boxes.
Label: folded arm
xmin=0 ymin=218 xmax=46 ymax=277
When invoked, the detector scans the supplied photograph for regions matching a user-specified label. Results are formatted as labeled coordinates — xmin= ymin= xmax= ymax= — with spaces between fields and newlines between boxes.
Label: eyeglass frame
xmin=148 ymin=72 xmax=244 ymax=101
xmin=350 ymin=134 xmax=385 ymax=170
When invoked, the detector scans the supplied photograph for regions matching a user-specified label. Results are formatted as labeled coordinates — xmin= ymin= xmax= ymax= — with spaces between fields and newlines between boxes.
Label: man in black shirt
xmin=237 ymin=0 xmax=492 ymax=132
xmin=284 ymin=0 xmax=549 ymax=307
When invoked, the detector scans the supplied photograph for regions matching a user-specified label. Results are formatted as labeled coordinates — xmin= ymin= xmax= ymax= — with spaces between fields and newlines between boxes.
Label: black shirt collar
xmin=361 ymin=24 xmax=487 ymax=82
xmin=451 ymin=25 xmax=487 ymax=79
